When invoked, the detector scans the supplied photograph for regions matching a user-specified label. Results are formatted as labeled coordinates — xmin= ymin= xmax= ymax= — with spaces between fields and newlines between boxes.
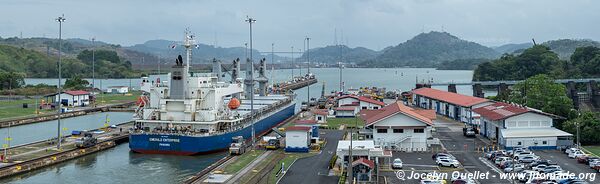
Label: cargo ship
xmin=129 ymin=31 xmax=295 ymax=155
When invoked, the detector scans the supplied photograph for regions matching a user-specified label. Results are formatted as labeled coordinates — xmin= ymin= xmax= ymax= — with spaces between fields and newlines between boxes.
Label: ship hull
xmin=129 ymin=103 xmax=295 ymax=155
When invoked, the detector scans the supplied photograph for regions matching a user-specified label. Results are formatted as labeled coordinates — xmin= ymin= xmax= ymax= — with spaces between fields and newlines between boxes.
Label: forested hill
xmin=0 ymin=44 xmax=138 ymax=78
xmin=297 ymin=45 xmax=379 ymax=65
xmin=360 ymin=31 xmax=500 ymax=68
xmin=473 ymin=45 xmax=600 ymax=81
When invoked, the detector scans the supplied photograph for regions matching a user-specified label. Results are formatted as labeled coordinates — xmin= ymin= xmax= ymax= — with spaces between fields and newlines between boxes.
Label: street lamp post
xmin=291 ymin=46 xmax=294 ymax=80
xmin=246 ymin=16 xmax=256 ymax=148
xmin=306 ymin=37 xmax=311 ymax=105
xmin=56 ymin=14 xmax=66 ymax=150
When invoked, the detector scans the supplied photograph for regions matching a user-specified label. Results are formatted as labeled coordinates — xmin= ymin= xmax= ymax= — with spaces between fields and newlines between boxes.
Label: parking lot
xmin=376 ymin=116 xmax=599 ymax=184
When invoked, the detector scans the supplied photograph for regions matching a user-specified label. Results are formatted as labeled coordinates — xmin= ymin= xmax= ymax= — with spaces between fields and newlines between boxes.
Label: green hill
xmin=297 ymin=45 xmax=379 ymax=65
xmin=0 ymin=44 xmax=139 ymax=78
xmin=361 ymin=31 xmax=500 ymax=68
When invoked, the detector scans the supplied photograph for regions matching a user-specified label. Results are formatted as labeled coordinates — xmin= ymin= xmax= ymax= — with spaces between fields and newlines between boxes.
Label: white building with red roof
xmin=412 ymin=87 xmax=492 ymax=127
xmin=337 ymin=95 xmax=385 ymax=110
xmin=473 ymin=102 xmax=572 ymax=150
xmin=311 ymin=109 xmax=329 ymax=123
xmin=51 ymin=90 xmax=91 ymax=107
xmin=359 ymin=101 xmax=436 ymax=152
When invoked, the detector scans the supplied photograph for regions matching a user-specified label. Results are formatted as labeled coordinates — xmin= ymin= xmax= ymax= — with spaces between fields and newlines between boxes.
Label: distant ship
xmin=129 ymin=31 xmax=295 ymax=155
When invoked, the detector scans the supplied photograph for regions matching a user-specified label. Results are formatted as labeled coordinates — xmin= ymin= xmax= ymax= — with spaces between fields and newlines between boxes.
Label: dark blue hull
xmin=129 ymin=103 xmax=295 ymax=155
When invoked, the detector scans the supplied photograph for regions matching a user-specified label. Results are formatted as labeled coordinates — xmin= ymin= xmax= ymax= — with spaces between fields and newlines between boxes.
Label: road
xmin=279 ymin=129 xmax=344 ymax=184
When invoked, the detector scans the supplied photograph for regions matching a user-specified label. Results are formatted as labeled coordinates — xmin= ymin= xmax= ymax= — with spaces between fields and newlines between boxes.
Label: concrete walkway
xmin=226 ymin=150 xmax=272 ymax=184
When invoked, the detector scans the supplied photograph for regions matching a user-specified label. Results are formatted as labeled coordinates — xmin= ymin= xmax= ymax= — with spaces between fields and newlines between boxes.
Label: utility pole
xmin=56 ymin=14 xmax=66 ymax=150
xmin=91 ymin=37 xmax=96 ymax=107
xmin=271 ymin=43 xmax=274 ymax=87
xmin=306 ymin=37 xmax=311 ymax=105
xmin=291 ymin=46 xmax=294 ymax=80
xmin=246 ymin=16 xmax=256 ymax=148
xmin=339 ymin=41 xmax=343 ymax=93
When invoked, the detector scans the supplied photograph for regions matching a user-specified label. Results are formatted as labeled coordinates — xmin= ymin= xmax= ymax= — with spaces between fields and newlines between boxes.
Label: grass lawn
xmin=325 ymin=117 xmax=363 ymax=129
xmin=583 ymin=146 xmax=600 ymax=156
xmin=0 ymin=98 xmax=55 ymax=120
xmin=268 ymin=152 xmax=316 ymax=183
xmin=96 ymin=91 xmax=141 ymax=105
xmin=223 ymin=150 xmax=266 ymax=174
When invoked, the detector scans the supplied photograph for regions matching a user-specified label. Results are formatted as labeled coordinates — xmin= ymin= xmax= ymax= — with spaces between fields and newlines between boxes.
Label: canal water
xmin=6 ymin=68 xmax=476 ymax=184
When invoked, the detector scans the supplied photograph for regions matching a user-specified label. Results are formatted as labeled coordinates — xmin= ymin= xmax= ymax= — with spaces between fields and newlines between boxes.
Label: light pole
xmin=56 ymin=14 xmax=66 ymax=150
xmin=271 ymin=43 xmax=274 ymax=87
xmin=246 ymin=16 xmax=256 ymax=148
xmin=91 ymin=37 xmax=96 ymax=107
xmin=339 ymin=43 xmax=343 ymax=93
xmin=577 ymin=112 xmax=581 ymax=148
xmin=291 ymin=46 xmax=294 ymax=80
xmin=306 ymin=37 xmax=311 ymax=105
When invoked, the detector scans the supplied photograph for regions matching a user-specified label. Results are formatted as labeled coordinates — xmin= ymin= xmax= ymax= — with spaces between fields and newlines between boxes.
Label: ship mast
xmin=183 ymin=29 xmax=196 ymax=73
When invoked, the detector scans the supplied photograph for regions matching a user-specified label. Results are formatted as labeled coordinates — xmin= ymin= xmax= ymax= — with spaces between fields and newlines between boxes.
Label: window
xmin=414 ymin=129 xmax=424 ymax=133
xmin=542 ymin=141 xmax=547 ymax=145
xmin=377 ymin=129 xmax=388 ymax=133
xmin=373 ymin=106 xmax=379 ymax=110
xmin=393 ymin=129 xmax=404 ymax=133
xmin=518 ymin=142 xmax=522 ymax=145
xmin=317 ymin=116 xmax=322 ymax=121
xmin=362 ymin=106 xmax=367 ymax=110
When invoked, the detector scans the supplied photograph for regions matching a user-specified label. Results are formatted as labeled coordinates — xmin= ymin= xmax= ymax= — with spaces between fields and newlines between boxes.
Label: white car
xmin=392 ymin=158 xmax=403 ymax=169
xmin=514 ymin=151 xmax=534 ymax=159
xmin=565 ymin=147 xmax=579 ymax=155
xmin=589 ymin=160 xmax=600 ymax=168
xmin=437 ymin=158 xmax=460 ymax=168
xmin=495 ymin=156 xmax=511 ymax=165
xmin=518 ymin=170 xmax=539 ymax=182
xmin=504 ymin=164 xmax=525 ymax=173
xmin=568 ymin=151 xmax=586 ymax=159
xmin=420 ymin=179 xmax=444 ymax=184
xmin=532 ymin=164 xmax=548 ymax=172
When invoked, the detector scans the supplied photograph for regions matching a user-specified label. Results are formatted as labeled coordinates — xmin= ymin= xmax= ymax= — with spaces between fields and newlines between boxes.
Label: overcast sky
xmin=1 ymin=0 xmax=599 ymax=51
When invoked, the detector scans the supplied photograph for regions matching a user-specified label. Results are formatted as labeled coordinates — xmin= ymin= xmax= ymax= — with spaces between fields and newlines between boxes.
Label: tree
xmin=64 ymin=75 xmax=89 ymax=90
xmin=0 ymin=71 xmax=25 ymax=90
xmin=562 ymin=112 xmax=600 ymax=145
xmin=508 ymin=74 xmax=573 ymax=119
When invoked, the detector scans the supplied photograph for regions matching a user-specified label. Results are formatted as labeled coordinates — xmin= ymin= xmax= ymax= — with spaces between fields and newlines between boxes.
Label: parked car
xmin=529 ymin=160 xmax=556 ymax=168
xmin=525 ymin=177 xmax=547 ymax=184
xmin=519 ymin=156 xmax=538 ymax=163
xmin=568 ymin=151 xmax=586 ymax=159
xmin=495 ymin=157 xmax=511 ymax=166
xmin=464 ymin=128 xmax=476 ymax=137
xmin=437 ymin=158 xmax=461 ymax=168
xmin=543 ymin=165 xmax=562 ymax=173
xmin=565 ymin=148 xmax=580 ymax=155
xmin=532 ymin=164 xmax=548 ymax=172
xmin=392 ymin=158 xmax=403 ymax=169
xmin=589 ymin=160 xmax=600 ymax=168
xmin=504 ymin=164 xmax=525 ymax=173
xmin=514 ymin=151 xmax=534 ymax=159
xmin=432 ymin=153 xmax=455 ymax=160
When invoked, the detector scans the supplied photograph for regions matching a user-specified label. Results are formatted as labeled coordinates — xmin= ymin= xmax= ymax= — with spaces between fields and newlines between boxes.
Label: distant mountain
xmin=361 ymin=31 xmax=500 ymax=68
xmin=542 ymin=39 xmax=600 ymax=59
xmin=492 ymin=43 xmax=533 ymax=54
xmin=297 ymin=45 xmax=379 ymax=65
xmin=125 ymin=39 xmax=288 ymax=64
